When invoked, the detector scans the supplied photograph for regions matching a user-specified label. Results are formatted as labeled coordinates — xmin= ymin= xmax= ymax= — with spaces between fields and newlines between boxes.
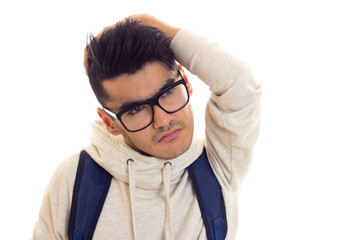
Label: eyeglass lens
xmin=120 ymin=82 xmax=188 ymax=131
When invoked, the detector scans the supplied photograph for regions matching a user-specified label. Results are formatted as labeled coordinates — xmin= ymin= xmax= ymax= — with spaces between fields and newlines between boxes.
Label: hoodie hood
xmin=84 ymin=120 xmax=204 ymax=190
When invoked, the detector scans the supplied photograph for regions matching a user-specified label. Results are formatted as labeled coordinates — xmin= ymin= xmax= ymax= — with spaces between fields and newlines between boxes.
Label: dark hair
xmin=86 ymin=18 xmax=177 ymax=106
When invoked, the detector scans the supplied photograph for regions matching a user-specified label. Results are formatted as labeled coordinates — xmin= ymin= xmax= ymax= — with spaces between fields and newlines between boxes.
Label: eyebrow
xmin=117 ymin=78 xmax=178 ymax=112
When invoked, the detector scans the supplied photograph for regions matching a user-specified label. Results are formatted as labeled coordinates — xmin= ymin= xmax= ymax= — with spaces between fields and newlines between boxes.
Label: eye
xmin=161 ymin=87 xmax=175 ymax=98
xmin=127 ymin=105 xmax=145 ymax=115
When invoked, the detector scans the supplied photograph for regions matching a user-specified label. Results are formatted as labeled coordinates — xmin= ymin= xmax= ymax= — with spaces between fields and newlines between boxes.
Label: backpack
xmin=68 ymin=149 xmax=227 ymax=240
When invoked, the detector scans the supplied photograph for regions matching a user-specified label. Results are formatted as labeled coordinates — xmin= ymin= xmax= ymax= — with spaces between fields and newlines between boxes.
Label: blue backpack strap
xmin=68 ymin=149 xmax=227 ymax=240
xmin=187 ymin=149 xmax=228 ymax=240
xmin=68 ymin=150 xmax=112 ymax=240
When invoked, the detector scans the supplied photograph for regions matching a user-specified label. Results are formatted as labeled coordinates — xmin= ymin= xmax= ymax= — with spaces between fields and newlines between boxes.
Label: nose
xmin=152 ymin=105 xmax=171 ymax=129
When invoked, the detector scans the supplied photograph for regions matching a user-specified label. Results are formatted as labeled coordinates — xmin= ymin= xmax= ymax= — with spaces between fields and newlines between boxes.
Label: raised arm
xmin=171 ymin=29 xmax=262 ymax=190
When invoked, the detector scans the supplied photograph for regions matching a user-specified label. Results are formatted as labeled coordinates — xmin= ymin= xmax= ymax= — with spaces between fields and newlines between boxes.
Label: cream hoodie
xmin=32 ymin=29 xmax=262 ymax=240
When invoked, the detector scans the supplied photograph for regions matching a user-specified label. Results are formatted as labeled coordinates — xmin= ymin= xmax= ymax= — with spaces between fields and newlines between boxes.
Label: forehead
xmin=103 ymin=62 xmax=178 ymax=110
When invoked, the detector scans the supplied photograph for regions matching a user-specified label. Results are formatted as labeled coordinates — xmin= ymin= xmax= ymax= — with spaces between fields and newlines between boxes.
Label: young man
xmin=32 ymin=14 xmax=262 ymax=239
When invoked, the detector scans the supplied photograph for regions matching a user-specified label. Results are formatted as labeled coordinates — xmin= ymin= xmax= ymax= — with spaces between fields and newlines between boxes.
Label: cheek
xmin=183 ymin=105 xmax=194 ymax=125
xmin=113 ymin=121 xmax=150 ymax=147
xmin=127 ymin=129 xmax=155 ymax=145
xmin=120 ymin=129 xmax=155 ymax=156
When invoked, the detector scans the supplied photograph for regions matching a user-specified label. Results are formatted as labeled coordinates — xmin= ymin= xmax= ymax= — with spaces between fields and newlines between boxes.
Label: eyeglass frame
xmin=102 ymin=68 xmax=190 ymax=132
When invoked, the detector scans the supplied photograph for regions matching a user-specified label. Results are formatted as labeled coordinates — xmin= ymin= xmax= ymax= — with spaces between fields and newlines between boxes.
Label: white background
xmin=1 ymin=0 xmax=359 ymax=239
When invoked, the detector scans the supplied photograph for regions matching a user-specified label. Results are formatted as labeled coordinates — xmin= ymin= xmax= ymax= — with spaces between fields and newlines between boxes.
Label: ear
xmin=96 ymin=107 xmax=122 ymax=135
xmin=178 ymin=64 xmax=193 ymax=96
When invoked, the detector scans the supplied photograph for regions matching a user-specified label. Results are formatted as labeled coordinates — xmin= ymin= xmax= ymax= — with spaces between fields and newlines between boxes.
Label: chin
xmin=158 ymin=136 xmax=193 ymax=159
xmin=157 ymin=149 xmax=186 ymax=160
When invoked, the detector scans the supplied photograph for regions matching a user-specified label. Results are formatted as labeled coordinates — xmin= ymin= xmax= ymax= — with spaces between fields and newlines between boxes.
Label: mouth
xmin=158 ymin=129 xmax=182 ymax=143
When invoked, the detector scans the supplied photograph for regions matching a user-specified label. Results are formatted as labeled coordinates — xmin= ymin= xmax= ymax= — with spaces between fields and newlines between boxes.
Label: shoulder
xmin=45 ymin=152 xmax=81 ymax=195
xmin=33 ymin=152 xmax=82 ymax=239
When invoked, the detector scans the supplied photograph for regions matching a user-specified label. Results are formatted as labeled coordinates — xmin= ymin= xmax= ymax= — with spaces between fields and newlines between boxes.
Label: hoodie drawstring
xmin=127 ymin=159 xmax=174 ymax=240
xmin=163 ymin=162 xmax=174 ymax=240
xmin=127 ymin=159 xmax=137 ymax=240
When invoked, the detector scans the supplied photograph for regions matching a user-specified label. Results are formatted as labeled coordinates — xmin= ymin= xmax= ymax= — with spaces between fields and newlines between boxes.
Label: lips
xmin=158 ymin=129 xmax=182 ymax=143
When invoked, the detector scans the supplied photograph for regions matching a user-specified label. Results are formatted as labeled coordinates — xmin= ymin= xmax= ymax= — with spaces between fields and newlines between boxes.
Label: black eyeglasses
xmin=103 ymin=70 xmax=190 ymax=132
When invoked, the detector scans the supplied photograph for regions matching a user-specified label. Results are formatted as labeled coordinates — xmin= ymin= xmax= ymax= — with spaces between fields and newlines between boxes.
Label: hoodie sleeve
xmin=171 ymin=29 xmax=262 ymax=191
xmin=32 ymin=155 xmax=79 ymax=240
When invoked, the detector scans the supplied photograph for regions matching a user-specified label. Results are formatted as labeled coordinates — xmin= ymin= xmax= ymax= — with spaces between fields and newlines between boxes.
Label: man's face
xmin=102 ymin=61 xmax=194 ymax=159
